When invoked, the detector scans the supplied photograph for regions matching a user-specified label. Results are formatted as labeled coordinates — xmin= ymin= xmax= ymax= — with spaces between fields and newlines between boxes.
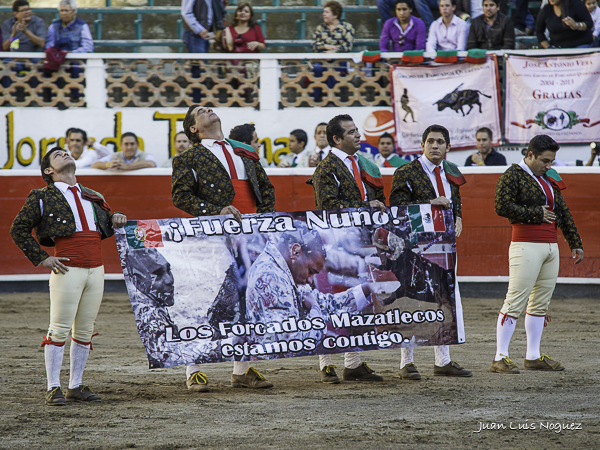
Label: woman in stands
xmin=223 ymin=2 xmax=265 ymax=53
xmin=379 ymin=0 xmax=426 ymax=51
xmin=536 ymin=0 xmax=594 ymax=48
xmin=311 ymin=0 xmax=355 ymax=53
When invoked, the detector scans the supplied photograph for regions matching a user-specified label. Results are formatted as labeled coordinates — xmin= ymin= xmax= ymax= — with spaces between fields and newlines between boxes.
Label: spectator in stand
xmin=1 ymin=0 xmax=46 ymax=52
xmin=467 ymin=0 xmax=515 ymax=49
xmin=162 ymin=132 xmax=191 ymax=168
xmin=181 ymin=0 xmax=226 ymax=53
xmin=374 ymin=132 xmax=409 ymax=167
xmin=229 ymin=123 xmax=269 ymax=167
xmin=585 ymin=0 xmax=600 ymax=45
xmin=222 ymin=2 xmax=265 ymax=53
xmin=65 ymin=128 xmax=112 ymax=169
xmin=414 ymin=0 xmax=477 ymax=31
xmin=379 ymin=0 xmax=427 ymax=51
xmin=585 ymin=142 xmax=599 ymax=165
xmin=45 ymin=0 xmax=93 ymax=53
xmin=426 ymin=0 xmax=470 ymax=52
xmin=465 ymin=127 xmax=507 ymax=166
xmin=91 ymin=133 xmax=157 ymax=171
xmin=308 ymin=123 xmax=332 ymax=167
xmin=536 ymin=0 xmax=594 ymax=48
xmin=278 ymin=129 xmax=309 ymax=168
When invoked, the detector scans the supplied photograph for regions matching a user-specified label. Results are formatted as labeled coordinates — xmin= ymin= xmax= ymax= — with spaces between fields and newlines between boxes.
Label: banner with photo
xmin=390 ymin=57 xmax=502 ymax=154
xmin=115 ymin=207 xmax=465 ymax=369
xmin=504 ymin=52 xmax=600 ymax=144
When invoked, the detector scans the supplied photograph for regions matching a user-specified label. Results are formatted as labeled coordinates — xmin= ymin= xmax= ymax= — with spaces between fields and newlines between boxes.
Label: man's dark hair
xmin=229 ymin=123 xmax=256 ymax=145
xmin=183 ymin=104 xmax=201 ymax=144
xmin=439 ymin=0 xmax=456 ymax=7
xmin=121 ymin=132 xmax=138 ymax=144
xmin=422 ymin=124 xmax=450 ymax=147
xmin=12 ymin=0 xmax=29 ymax=12
xmin=527 ymin=135 xmax=560 ymax=157
xmin=326 ymin=114 xmax=354 ymax=148
xmin=476 ymin=127 xmax=492 ymax=139
xmin=66 ymin=127 xmax=87 ymax=143
xmin=290 ymin=129 xmax=308 ymax=149
xmin=378 ymin=132 xmax=394 ymax=145
xmin=315 ymin=122 xmax=327 ymax=133
xmin=480 ymin=0 xmax=499 ymax=6
xmin=41 ymin=146 xmax=63 ymax=185
xmin=175 ymin=131 xmax=187 ymax=139
xmin=394 ymin=0 xmax=415 ymax=11
xmin=324 ymin=0 xmax=343 ymax=19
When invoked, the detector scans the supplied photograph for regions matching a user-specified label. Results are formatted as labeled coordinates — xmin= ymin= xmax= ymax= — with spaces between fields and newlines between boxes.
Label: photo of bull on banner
xmin=114 ymin=206 xmax=465 ymax=369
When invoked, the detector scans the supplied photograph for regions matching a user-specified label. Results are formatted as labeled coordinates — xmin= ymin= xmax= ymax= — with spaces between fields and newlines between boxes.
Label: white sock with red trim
xmin=344 ymin=352 xmax=361 ymax=369
xmin=525 ymin=314 xmax=545 ymax=360
xmin=495 ymin=313 xmax=517 ymax=361
xmin=69 ymin=341 xmax=90 ymax=389
xmin=400 ymin=347 xmax=414 ymax=369
xmin=434 ymin=345 xmax=451 ymax=367
xmin=319 ymin=355 xmax=333 ymax=370
xmin=45 ymin=344 xmax=65 ymax=390
xmin=233 ymin=361 xmax=250 ymax=375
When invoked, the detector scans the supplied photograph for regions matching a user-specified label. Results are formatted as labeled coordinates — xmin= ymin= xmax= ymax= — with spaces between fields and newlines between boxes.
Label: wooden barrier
xmin=1 ymin=168 xmax=598 ymax=279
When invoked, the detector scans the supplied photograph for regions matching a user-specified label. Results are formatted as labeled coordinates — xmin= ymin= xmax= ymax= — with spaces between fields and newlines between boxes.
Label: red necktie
xmin=68 ymin=186 xmax=89 ymax=231
xmin=349 ymin=156 xmax=366 ymax=201
xmin=537 ymin=176 xmax=554 ymax=210
xmin=216 ymin=141 xmax=238 ymax=180
xmin=433 ymin=166 xmax=446 ymax=198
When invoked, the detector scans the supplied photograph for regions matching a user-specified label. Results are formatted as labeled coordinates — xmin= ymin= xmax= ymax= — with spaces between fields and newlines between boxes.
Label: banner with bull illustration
xmin=115 ymin=207 xmax=465 ymax=369
xmin=504 ymin=52 xmax=600 ymax=144
xmin=390 ymin=57 xmax=502 ymax=154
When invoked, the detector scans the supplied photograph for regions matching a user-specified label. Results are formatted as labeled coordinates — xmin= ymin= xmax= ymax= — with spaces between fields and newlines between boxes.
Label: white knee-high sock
xmin=69 ymin=341 xmax=90 ymax=389
xmin=344 ymin=352 xmax=361 ymax=369
xmin=186 ymin=364 xmax=202 ymax=379
xmin=232 ymin=361 xmax=250 ymax=375
xmin=400 ymin=347 xmax=414 ymax=369
xmin=525 ymin=314 xmax=545 ymax=360
xmin=495 ymin=313 xmax=517 ymax=361
xmin=45 ymin=344 xmax=65 ymax=390
xmin=319 ymin=355 xmax=333 ymax=370
xmin=434 ymin=345 xmax=451 ymax=367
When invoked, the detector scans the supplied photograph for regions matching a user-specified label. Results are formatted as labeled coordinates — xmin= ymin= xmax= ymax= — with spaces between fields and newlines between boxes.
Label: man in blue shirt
xmin=181 ymin=0 xmax=226 ymax=53
xmin=46 ymin=0 xmax=94 ymax=54
xmin=464 ymin=127 xmax=507 ymax=166
xmin=1 ymin=0 xmax=46 ymax=52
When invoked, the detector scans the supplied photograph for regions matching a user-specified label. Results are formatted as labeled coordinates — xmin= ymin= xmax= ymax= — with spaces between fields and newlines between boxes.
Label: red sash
xmin=231 ymin=179 xmax=257 ymax=214
xmin=54 ymin=231 xmax=103 ymax=268
xmin=511 ymin=223 xmax=557 ymax=244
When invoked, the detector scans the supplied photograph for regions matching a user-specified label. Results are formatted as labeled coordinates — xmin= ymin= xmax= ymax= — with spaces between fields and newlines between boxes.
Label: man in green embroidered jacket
xmin=11 ymin=147 xmax=127 ymax=406
xmin=491 ymin=135 xmax=583 ymax=374
xmin=389 ymin=124 xmax=472 ymax=380
xmin=171 ymin=105 xmax=276 ymax=392
xmin=308 ymin=114 xmax=386 ymax=384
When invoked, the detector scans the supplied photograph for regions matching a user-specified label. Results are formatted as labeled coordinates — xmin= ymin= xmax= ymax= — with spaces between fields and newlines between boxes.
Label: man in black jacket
xmin=467 ymin=0 xmax=515 ymax=50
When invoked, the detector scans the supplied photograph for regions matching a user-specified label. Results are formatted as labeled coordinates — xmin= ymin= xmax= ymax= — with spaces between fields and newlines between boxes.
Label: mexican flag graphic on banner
xmin=408 ymin=205 xmax=445 ymax=233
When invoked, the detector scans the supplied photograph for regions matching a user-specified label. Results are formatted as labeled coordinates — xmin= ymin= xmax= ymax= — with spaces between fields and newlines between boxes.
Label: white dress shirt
xmin=202 ymin=139 xmax=248 ymax=180
xmin=418 ymin=155 xmax=453 ymax=202
xmin=67 ymin=142 xmax=112 ymax=169
xmin=54 ymin=182 xmax=98 ymax=232
xmin=98 ymin=149 xmax=158 ymax=166
xmin=331 ymin=147 xmax=367 ymax=201
xmin=426 ymin=15 xmax=470 ymax=52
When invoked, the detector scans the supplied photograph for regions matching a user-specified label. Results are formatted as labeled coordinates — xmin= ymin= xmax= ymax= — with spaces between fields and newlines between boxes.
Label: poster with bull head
xmin=504 ymin=52 xmax=600 ymax=144
xmin=115 ymin=206 xmax=465 ymax=369
xmin=390 ymin=57 xmax=501 ymax=154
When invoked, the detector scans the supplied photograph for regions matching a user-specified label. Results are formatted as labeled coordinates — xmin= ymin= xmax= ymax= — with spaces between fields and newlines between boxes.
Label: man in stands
xmin=426 ymin=0 xmax=469 ymax=52
xmin=162 ymin=132 xmax=191 ymax=168
xmin=308 ymin=123 xmax=331 ymax=167
xmin=465 ymin=127 xmax=507 ymax=166
xmin=374 ymin=132 xmax=409 ymax=168
xmin=92 ymin=133 xmax=157 ymax=171
xmin=181 ymin=0 xmax=226 ymax=53
xmin=278 ymin=129 xmax=310 ymax=167
xmin=10 ymin=147 xmax=127 ymax=406
xmin=65 ymin=128 xmax=111 ymax=169
xmin=467 ymin=0 xmax=515 ymax=50
xmin=172 ymin=105 xmax=276 ymax=391
xmin=45 ymin=0 xmax=93 ymax=53
xmin=1 ymin=0 xmax=46 ymax=52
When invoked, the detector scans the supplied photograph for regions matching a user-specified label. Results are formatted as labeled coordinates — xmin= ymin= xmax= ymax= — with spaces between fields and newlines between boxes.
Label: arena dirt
xmin=1 ymin=292 xmax=599 ymax=449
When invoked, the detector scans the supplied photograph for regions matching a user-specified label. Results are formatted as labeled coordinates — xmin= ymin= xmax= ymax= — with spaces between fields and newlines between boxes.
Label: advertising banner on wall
xmin=390 ymin=57 xmax=502 ymax=154
xmin=504 ymin=52 xmax=600 ymax=144
xmin=115 ymin=207 xmax=465 ymax=369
